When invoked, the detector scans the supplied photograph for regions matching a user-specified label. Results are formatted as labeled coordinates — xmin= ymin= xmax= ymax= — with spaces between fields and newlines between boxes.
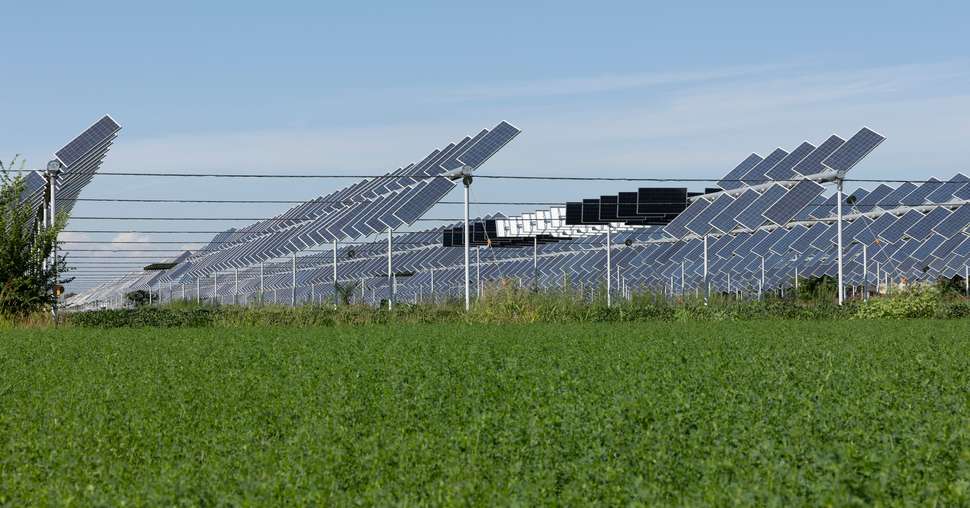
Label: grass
xmin=1 ymin=321 xmax=969 ymax=505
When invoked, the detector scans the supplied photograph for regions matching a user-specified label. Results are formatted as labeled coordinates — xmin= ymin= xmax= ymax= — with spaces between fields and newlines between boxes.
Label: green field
xmin=2 ymin=321 xmax=969 ymax=505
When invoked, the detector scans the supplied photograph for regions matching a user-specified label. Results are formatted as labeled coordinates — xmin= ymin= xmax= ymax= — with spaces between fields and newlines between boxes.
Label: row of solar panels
xmin=67 ymin=178 xmax=970 ymax=308
xmin=180 ymin=121 xmax=521 ymax=277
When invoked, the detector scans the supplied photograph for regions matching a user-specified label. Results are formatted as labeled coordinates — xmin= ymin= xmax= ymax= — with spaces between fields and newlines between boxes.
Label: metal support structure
xmin=430 ymin=269 xmax=435 ymax=303
xmin=759 ymin=256 xmax=765 ymax=300
xmin=476 ymin=246 xmax=481 ymax=299
xmin=463 ymin=177 xmax=471 ymax=311
xmin=196 ymin=277 xmax=201 ymax=304
xmin=332 ymin=239 xmax=339 ymax=308
xmin=703 ymin=235 xmax=709 ymax=305
xmin=606 ymin=227 xmax=612 ymax=307
xmin=836 ymin=178 xmax=845 ymax=305
xmin=966 ymin=265 xmax=969 ymax=297
xmin=259 ymin=261 xmax=265 ymax=304
xmin=387 ymin=228 xmax=394 ymax=310
xmin=234 ymin=267 xmax=239 ymax=305
xmin=533 ymin=236 xmax=539 ymax=290
xmin=46 ymin=162 xmax=62 ymax=323
xmin=680 ymin=260 xmax=686 ymax=296
xmin=862 ymin=244 xmax=869 ymax=302
xmin=291 ymin=252 xmax=296 ymax=306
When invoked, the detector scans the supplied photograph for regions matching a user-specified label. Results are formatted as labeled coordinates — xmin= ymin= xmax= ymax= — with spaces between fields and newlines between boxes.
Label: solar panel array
xmin=67 ymin=125 xmax=970 ymax=309
xmin=18 ymin=115 xmax=121 ymax=220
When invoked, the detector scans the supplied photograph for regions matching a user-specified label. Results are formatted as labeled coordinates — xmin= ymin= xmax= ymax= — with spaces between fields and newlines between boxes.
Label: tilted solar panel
xmin=762 ymin=179 xmax=825 ymax=225
xmin=821 ymin=127 xmax=885 ymax=174
xmin=717 ymin=154 xmax=763 ymax=190
xmin=765 ymin=142 xmax=815 ymax=181
xmin=792 ymin=135 xmax=845 ymax=176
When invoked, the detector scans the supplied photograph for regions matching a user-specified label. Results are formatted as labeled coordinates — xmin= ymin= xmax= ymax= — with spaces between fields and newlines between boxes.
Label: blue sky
xmin=2 ymin=1 xmax=969 ymax=288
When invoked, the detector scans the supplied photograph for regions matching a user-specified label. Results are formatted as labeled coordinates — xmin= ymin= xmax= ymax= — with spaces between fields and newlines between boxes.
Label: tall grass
xmin=59 ymin=285 xmax=970 ymax=328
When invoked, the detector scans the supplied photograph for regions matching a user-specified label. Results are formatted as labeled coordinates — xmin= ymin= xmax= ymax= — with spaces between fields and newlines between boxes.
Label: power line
xmin=64 ymin=198 xmax=563 ymax=205
xmin=5 ymin=167 xmax=952 ymax=184
xmin=68 ymin=216 xmax=462 ymax=221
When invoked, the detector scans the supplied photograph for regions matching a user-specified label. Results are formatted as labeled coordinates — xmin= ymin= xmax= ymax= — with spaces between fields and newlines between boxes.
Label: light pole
xmin=443 ymin=165 xmax=475 ymax=311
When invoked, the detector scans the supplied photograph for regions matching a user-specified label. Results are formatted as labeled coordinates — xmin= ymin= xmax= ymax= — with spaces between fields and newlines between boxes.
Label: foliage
xmin=855 ymin=285 xmax=970 ymax=319
xmin=1 ymin=321 xmax=969 ymax=505
xmin=0 ymin=156 xmax=71 ymax=318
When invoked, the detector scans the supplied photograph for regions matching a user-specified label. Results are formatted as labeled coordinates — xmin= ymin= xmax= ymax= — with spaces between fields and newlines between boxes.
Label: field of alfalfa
xmin=2 ymin=320 xmax=969 ymax=505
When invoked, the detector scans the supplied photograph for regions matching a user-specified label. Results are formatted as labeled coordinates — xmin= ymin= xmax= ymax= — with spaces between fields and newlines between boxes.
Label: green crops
xmin=2 ymin=321 xmax=968 ymax=505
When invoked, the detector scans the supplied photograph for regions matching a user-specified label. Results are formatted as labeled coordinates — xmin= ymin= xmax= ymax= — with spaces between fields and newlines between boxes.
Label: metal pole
xmin=760 ymin=256 xmax=765 ymax=299
xmin=680 ymin=260 xmax=685 ymax=296
xmin=148 ymin=286 xmax=152 ymax=305
xmin=430 ymin=270 xmax=435 ymax=304
xmin=196 ymin=277 xmax=200 ymax=304
xmin=606 ymin=227 xmax=612 ymax=307
xmin=259 ymin=261 xmax=264 ymax=304
xmin=463 ymin=179 xmax=471 ymax=311
xmin=181 ymin=284 xmax=185 ymax=301
xmin=836 ymin=179 xmax=845 ymax=305
xmin=48 ymin=165 xmax=60 ymax=323
xmin=476 ymin=246 xmax=481 ymax=299
xmin=213 ymin=273 xmax=218 ymax=305
xmin=703 ymin=235 xmax=709 ymax=305
xmin=234 ymin=267 xmax=239 ymax=305
xmin=862 ymin=244 xmax=869 ymax=302
xmin=291 ymin=252 xmax=296 ymax=306
xmin=965 ymin=265 xmax=969 ymax=297
xmin=533 ymin=236 xmax=538 ymax=290
xmin=333 ymin=239 xmax=338 ymax=308
xmin=387 ymin=228 xmax=394 ymax=310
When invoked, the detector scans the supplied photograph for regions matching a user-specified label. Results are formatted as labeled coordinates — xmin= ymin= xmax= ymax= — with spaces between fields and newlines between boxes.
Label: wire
xmin=68 ymin=216 xmax=462 ymax=221
xmin=4 ymin=167 xmax=954 ymax=184
xmin=63 ymin=198 xmax=564 ymax=206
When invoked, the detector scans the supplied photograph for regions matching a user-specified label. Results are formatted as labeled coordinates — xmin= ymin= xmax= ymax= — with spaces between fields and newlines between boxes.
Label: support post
xmin=259 ymin=261 xmax=265 ymax=305
xmin=680 ymin=259 xmax=685 ymax=297
xmin=533 ymin=236 xmax=539 ymax=290
xmin=836 ymin=178 xmax=845 ymax=305
xmin=291 ymin=252 xmax=296 ymax=306
xmin=862 ymin=244 xmax=869 ymax=302
xmin=476 ymin=246 xmax=481 ymax=299
xmin=387 ymin=228 xmax=394 ymax=310
xmin=430 ymin=270 xmax=435 ymax=304
xmin=703 ymin=234 xmax=709 ymax=305
xmin=463 ymin=177 xmax=471 ymax=311
xmin=606 ymin=226 xmax=612 ymax=307
xmin=760 ymin=256 xmax=765 ymax=300
xmin=234 ymin=267 xmax=239 ymax=305
xmin=196 ymin=277 xmax=201 ymax=304
xmin=333 ymin=239 xmax=339 ymax=308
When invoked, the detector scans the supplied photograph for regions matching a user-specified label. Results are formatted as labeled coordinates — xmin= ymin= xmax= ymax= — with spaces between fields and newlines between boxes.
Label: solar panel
xmin=878 ymin=210 xmax=923 ymax=243
xmin=763 ymin=179 xmax=825 ymax=225
xmin=853 ymin=184 xmax=893 ymax=212
xmin=764 ymin=142 xmax=816 ymax=181
xmin=663 ymin=198 xmax=711 ymax=238
xmin=925 ymin=173 xmax=969 ymax=203
xmin=685 ymin=194 xmax=734 ymax=235
xmin=717 ymin=154 xmax=763 ymax=190
xmin=904 ymin=207 xmax=950 ymax=240
xmin=456 ymin=121 xmax=521 ymax=168
xmin=789 ymin=222 xmax=828 ymax=253
xmin=792 ymin=135 xmax=845 ymax=176
xmin=740 ymin=148 xmax=788 ymax=185
xmin=710 ymin=190 xmax=759 ymax=233
xmin=55 ymin=115 xmax=121 ymax=167
xmin=735 ymin=185 xmax=787 ymax=230
xmin=933 ymin=205 xmax=970 ymax=237
xmin=902 ymin=178 xmax=943 ymax=206
xmin=821 ymin=127 xmax=885 ymax=175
